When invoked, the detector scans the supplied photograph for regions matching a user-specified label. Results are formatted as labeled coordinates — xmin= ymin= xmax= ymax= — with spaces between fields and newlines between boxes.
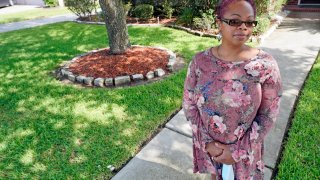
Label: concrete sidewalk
xmin=0 ymin=13 xmax=77 ymax=33
xmin=112 ymin=11 xmax=320 ymax=180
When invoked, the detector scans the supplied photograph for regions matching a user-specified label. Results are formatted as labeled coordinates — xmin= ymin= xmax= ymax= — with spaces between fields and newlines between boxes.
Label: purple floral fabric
xmin=183 ymin=48 xmax=282 ymax=180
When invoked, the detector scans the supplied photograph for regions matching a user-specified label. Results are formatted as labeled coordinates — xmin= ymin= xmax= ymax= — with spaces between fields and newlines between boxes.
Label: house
xmin=284 ymin=0 xmax=320 ymax=12
xmin=298 ymin=0 xmax=320 ymax=5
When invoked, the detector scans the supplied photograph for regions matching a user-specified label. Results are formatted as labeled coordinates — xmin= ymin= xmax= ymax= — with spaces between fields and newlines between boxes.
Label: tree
xmin=99 ymin=0 xmax=131 ymax=55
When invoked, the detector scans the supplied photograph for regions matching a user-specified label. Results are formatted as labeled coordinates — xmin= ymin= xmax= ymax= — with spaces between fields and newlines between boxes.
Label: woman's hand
xmin=205 ymin=141 xmax=223 ymax=157
xmin=212 ymin=142 xmax=236 ymax=165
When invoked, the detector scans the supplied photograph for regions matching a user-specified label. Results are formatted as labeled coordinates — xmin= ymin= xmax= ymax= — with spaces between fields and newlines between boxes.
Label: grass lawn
xmin=0 ymin=22 xmax=218 ymax=178
xmin=276 ymin=53 xmax=320 ymax=179
xmin=0 ymin=7 xmax=71 ymax=24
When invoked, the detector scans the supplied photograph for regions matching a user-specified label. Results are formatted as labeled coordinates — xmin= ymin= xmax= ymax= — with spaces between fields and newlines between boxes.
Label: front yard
xmin=0 ymin=22 xmax=217 ymax=178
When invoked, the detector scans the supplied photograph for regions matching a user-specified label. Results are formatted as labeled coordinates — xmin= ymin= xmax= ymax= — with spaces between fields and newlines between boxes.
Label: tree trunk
xmin=99 ymin=0 xmax=131 ymax=55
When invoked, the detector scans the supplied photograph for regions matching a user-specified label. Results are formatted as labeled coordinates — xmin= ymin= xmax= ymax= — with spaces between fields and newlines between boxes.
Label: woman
xmin=182 ymin=0 xmax=282 ymax=179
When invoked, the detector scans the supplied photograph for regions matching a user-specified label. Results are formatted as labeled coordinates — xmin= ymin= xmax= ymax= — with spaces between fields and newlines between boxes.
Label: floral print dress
xmin=182 ymin=48 xmax=282 ymax=180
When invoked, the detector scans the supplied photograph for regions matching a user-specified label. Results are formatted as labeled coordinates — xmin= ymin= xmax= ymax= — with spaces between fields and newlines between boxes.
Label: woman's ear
xmin=216 ymin=19 xmax=222 ymax=30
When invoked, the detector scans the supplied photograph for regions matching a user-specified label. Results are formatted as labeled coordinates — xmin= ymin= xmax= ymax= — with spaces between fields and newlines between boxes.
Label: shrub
xmin=124 ymin=2 xmax=133 ymax=16
xmin=44 ymin=0 xmax=57 ymax=7
xmin=192 ymin=0 xmax=218 ymax=12
xmin=134 ymin=0 xmax=154 ymax=5
xmin=253 ymin=15 xmax=270 ymax=35
xmin=172 ymin=0 xmax=189 ymax=15
xmin=97 ymin=10 xmax=105 ymax=21
xmin=161 ymin=0 xmax=174 ymax=19
xmin=273 ymin=0 xmax=288 ymax=13
xmin=177 ymin=7 xmax=194 ymax=27
xmin=65 ymin=0 xmax=98 ymax=19
xmin=192 ymin=9 xmax=215 ymax=31
xmin=255 ymin=0 xmax=270 ymax=16
xmin=133 ymin=0 xmax=218 ymax=17
xmin=132 ymin=4 xmax=154 ymax=19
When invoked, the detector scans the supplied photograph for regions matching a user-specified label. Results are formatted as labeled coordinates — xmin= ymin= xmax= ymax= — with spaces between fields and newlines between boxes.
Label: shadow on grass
xmin=0 ymin=22 xmax=216 ymax=178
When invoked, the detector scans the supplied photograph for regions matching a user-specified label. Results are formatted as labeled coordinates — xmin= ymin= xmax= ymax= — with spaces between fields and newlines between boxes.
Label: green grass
xmin=276 ymin=53 xmax=320 ymax=179
xmin=0 ymin=22 xmax=217 ymax=178
xmin=0 ymin=7 xmax=71 ymax=24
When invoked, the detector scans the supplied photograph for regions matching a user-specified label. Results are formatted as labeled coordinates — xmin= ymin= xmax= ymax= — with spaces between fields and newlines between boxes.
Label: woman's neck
xmin=217 ymin=43 xmax=248 ymax=61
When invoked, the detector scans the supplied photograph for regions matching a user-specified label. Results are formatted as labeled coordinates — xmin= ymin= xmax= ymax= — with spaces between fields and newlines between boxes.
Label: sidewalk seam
xmin=265 ymin=165 xmax=274 ymax=170
xmin=165 ymin=124 xmax=192 ymax=139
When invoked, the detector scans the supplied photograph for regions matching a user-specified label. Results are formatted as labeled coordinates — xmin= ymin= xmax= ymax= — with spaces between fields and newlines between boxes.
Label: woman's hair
xmin=216 ymin=0 xmax=256 ymax=19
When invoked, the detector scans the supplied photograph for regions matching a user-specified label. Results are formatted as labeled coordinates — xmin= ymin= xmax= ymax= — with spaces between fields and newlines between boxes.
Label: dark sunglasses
xmin=220 ymin=18 xmax=258 ymax=28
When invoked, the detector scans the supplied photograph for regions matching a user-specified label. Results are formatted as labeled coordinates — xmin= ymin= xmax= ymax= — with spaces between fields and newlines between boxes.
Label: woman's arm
xmin=182 ymin=58 xmax=214 ymax=146
xmin=229 ymin=59 xmax=282 ymax=163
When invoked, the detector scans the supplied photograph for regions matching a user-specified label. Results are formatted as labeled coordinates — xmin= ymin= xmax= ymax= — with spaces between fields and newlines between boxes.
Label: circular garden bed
xmin=55 ymin=45 xmax=185 ymax=88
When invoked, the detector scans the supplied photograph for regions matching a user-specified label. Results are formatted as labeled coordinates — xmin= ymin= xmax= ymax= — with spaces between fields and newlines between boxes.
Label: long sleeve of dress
xmin=183 ymin=59 xmax=214 ymax=144
xmin=183 ymin=58 xmax=218 ymax=174
xmin=229 ymin=60 xmax=282 ymax=179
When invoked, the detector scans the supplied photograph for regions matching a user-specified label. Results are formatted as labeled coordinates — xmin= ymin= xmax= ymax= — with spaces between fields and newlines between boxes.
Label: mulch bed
xmin=68 ymin=46 xmax=170 ymax=79
xmin=77 ymin=15 xmax=177 ymax=26
xmin=126 ymin=16 xmax=177 ymax=25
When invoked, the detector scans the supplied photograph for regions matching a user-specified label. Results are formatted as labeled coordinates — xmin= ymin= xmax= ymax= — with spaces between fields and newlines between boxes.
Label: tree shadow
xmin=277 ymin=11 xmax=320 ymax=35
xmin=111 ymin=129 xmax=210 ymax=180
xmin=0 ymin=21 xmax=218 ymax=178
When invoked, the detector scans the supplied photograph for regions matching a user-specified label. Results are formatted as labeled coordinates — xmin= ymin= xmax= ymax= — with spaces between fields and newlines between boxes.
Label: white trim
xmin=298 ymin=0 xmax=320 ymax=5
xmin=298 ymin=3 xmax=320 ymax=6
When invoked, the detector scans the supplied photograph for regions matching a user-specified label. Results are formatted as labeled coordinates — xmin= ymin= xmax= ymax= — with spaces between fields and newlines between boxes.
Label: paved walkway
xmin=0 ymin=14 xmax=77 ymax=33
xmin=112 ymin=11 xmax=320 ymax=180
xmin=0 ymin=9 xmax=319 ymax=180
xmin=0 ymin=5 xmax=77 ymax=33
xmin=0 ymin=5 xmax=40 ymax=15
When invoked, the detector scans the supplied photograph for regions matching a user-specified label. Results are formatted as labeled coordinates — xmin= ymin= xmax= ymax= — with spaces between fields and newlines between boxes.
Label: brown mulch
xmin=126 ymin=16 xmax=177 ymax=25
xmin=68 ymin=47 xmax=170 ymax=79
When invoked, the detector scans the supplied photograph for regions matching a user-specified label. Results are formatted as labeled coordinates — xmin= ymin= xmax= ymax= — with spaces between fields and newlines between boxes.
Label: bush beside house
xmin=67 ymin=0 xmax=287 ymax=36
xmin=128 ymin=0 xmax=287 ymax=35
xmin=64 ymin=0 xmax=98 ymax=19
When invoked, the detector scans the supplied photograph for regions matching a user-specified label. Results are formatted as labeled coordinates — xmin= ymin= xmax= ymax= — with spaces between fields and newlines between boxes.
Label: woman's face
xmin=218 ymin=1 xmax=256 ymax=46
